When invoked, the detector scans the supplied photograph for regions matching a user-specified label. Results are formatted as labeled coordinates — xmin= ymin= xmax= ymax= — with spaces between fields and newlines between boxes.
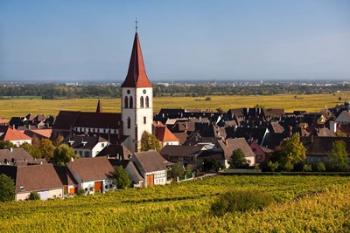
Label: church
xmin=53 ymin=31 xmax=153 ymax=153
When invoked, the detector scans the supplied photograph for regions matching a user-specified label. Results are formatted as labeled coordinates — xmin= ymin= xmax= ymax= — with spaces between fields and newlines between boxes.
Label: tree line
xmin=0 ymin=83 xmax=349 ymax=99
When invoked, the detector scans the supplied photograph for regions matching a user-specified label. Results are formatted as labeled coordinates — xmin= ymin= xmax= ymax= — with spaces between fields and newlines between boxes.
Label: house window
xmin=124 ymin=96 xmax=128 ymax=108
xmin=127 ymin=89 xmax=130 ymax=94
xmin=129 ymin=96 xmax=133 ymax=108
xmin=144 ymin=116 xmax=146 ymax=124
xmin=146 ymin=96 xmax=150 ymax=108
xmin=127 ymin=117 xmax=131 ymax=129
xmin=84 ymin=151 xmax=90 ymax=157
xmin=140 ymin=96 xmax=144 ymax=108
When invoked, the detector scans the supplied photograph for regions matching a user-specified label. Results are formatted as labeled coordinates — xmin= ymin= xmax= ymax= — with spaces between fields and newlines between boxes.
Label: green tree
xmin=0 ymin=141 xmax=15 ymax=149
xmin=0 ymin=174 xmax=15 ymax=202
xmin=169 ymin=163 xmax=185 ymax=179
xmin=20 ymin=143 xmax=42 ymax=159
xmin=279 ymin=133 xmax=306 ymax=170
xmin=110 ymin=166 xmax=131 ymax=189
xmin=39 ymin=139 xmax=55 ymax=160
xmin=141 ymin=131 xmax=161 ymax=152
xmin=328 ymin=140 xmax=349 ymax=171
xmin=230 ymin=149 xmax=248 ymax=168
xmin=51 ymin=144 xmax=76 ymax=166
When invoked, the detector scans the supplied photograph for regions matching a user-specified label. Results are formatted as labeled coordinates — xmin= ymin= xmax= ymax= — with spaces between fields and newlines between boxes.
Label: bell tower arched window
xmin=129 ymin=96 xmax=133 ymax=108
xmin=146 ymin=96 xmax=150 ymax=108
xmin=127 ymin=117 xmax=131 ymax=129
xmin=140 ymin=96 xmax=144 ymax=108
xmin=124 ymin=96 xmax=128 ymax=108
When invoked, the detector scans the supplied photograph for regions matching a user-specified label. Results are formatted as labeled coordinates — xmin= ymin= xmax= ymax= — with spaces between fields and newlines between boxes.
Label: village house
xmin=126 ymin=150 xmax=169 ymax=188
xmin=67 ymin=156 xmax=115 ymax=194
xmin=160 ymin=144 xmax=204 ymax=168
xmin=218 ymin=137 xmax=256 ymax=168
xmin=67 ymin=135 xmax=109 ymax=158
xmin=153 ymin=122 xmax=180 ymax=146
xmin=0 ymin=126 xmax=32 ymax=146
xmin=0 ymin=164 xmax=64 ymax=200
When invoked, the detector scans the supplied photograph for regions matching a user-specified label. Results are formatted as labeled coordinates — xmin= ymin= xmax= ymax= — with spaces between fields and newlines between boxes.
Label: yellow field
xmin=0 ymin=92 xmax=349 ymax=119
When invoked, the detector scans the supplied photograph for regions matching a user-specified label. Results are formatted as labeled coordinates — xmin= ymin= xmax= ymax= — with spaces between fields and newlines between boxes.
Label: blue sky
xmin=1 ymin=0 xmax=350 ymax=82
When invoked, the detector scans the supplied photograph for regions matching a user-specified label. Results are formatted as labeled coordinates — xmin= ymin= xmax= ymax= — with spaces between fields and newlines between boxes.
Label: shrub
xmin=314 ymin=162 xmax=326 ymax=172
xmin=28 ymin=192 xmax=40 ymax=200
xmin=77 ymin=189 xmax=85 ymax=196
xmin=0 ymin=174 xmax=15 ymax=202
xmin=267 ymin=161 xmax=279 ymax=172
xmin=303 ymin=164 xmax=312 ymax=172
xmin=210 ymin=191 xmax=274 ymax=216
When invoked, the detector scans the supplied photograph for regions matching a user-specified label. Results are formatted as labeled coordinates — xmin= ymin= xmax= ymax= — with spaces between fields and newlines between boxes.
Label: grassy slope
xmin=0 ymin=92 xmax=349 ymax=119
xmin=0 ymin=176 xmax=349 ymax=233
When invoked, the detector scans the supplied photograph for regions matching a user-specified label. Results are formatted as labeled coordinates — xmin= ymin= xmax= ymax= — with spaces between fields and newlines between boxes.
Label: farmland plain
xmin=0 ymin=92 xmax=349 ymax=119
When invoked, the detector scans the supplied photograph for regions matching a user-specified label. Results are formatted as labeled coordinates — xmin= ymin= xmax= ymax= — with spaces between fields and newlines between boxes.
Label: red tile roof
xmin=0 ymin=127 xmax=31 ymax=141
xmin=121 ymin=33 xmax=152 ymax=88
xmin=154 ymin=125 xmax=179 ymax=142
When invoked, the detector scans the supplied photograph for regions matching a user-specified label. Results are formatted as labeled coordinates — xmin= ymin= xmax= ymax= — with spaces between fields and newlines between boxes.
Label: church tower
xmin=121 ymin=32 xmax=153 ymax=152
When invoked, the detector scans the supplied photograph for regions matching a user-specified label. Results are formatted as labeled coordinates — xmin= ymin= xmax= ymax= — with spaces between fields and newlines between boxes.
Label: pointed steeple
xmin=96 ymin=99 xmax=102 ymax=113
xmin=121 ymin=33 xmax=152 ymax=88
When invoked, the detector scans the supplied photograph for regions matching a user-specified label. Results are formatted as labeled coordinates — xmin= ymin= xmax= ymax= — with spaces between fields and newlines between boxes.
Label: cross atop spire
xmin=135 ymin=18 xmax=138 ymax=33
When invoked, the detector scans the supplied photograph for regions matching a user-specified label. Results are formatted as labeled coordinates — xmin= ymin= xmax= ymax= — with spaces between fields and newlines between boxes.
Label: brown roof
xmin=67 ymin=157 xmax=114 ymax=182
xmin=0 ymin=148 xmax=33 ymax=164
xmin=133 ymin=151 xmax=168 ymax=173
xmin=53 ymin=111 xmax=122 ymax=130
xmin=54 ymin=166 xmax=78 ymax=186
xmin=270 ymin=122 xmax=285 ymax=134
xmin=121 ymin=33 xmax=152 ymax=88
xmin=160 ymin=145 xmax=203 ymax=158
xmin=264 ymin=108 xmax=284 ymax=118
xmin=172 ymin=132 xmax=188 ymax=144
xmin=25 ymin=129 xmax=52 ymax=139
xmin=5 ymin=164 xmax=63 ymax=193
xmin=218 ymin=138 xmax=255 ymax=160
xmin=98 ymin=144 xmax=132 ymax=160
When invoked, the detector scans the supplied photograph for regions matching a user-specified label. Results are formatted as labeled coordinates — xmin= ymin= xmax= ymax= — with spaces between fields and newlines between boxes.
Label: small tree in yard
xmin=39 ymin=139 xmax=55 ymax=161
xmin=0 ymin=174 xmax=15 ymax=202
xmin=169 ymin=163 xmax=185 ymax=179
xmin=230 ymin=149 xmax=248 ymax=168
xmin=110 ymin=166 xmax=131 ymax=189
xmin=328 ymin=140 xmax=349 ymax=171
xmin=20 ymin=143 xmax=42 ymax=159
xmin=51 ymin=144 xmax=76 ymax=166
xmin=141 ymin=131 xmax=161 ymax=152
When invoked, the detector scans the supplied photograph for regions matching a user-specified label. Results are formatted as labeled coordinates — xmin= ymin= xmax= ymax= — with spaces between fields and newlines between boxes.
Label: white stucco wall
xmin=16 ymin=188 xmax=63 ymax=201
xmin=10 ymin=139 xmax=32 ymax=147
xmin=145 ymin=170 xmax=167 ymax=187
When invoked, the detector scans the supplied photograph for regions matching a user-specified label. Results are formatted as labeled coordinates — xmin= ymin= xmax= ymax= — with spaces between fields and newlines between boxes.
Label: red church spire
xmin=121 ymin=33 xmax=152 ymax=88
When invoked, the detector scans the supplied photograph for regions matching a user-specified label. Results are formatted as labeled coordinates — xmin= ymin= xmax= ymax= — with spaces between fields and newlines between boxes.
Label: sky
xmin=1 ymin=0 xmax=350 ymax=82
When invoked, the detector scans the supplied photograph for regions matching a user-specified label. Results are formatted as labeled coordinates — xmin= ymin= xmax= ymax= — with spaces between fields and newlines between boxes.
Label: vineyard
xmin=0 ymin=175 xmax=350 ymax=233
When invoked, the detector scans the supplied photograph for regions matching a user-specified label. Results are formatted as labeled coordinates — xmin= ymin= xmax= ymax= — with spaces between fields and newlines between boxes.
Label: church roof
xmin=121 ymin=33 xmax=152 ymax=88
